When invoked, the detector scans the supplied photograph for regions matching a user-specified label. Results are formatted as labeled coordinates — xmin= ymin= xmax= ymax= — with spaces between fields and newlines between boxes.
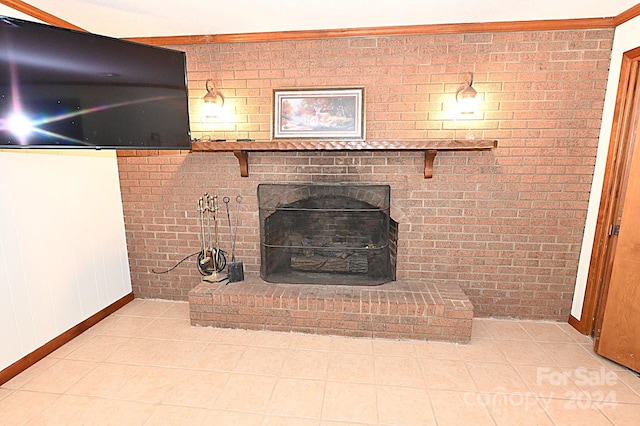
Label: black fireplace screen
xmin=258 ymin=184 xmax=396 ymax=285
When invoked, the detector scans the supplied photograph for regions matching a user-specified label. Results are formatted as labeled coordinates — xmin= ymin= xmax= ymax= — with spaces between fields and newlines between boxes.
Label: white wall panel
xmin=0 ymin=150 xmax=131 ymax=371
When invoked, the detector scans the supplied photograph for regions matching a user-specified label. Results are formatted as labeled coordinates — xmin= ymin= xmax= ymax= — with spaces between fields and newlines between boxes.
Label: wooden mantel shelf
xmin=191 ymin=139 xmax=498 ymax=178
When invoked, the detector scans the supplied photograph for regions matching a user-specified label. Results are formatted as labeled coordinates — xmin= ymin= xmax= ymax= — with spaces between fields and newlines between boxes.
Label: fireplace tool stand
xmin=198 ymin=193 xmax=227 ymax=282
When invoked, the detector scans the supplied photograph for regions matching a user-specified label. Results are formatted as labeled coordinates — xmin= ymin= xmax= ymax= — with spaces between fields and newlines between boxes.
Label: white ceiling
xmin=0 ymin=0 xmax=639 ymax=38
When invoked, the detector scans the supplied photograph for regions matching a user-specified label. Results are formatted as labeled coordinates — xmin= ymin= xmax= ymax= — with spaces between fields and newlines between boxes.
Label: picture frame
xmin=272 ymin=87 xmax=365 ymax=139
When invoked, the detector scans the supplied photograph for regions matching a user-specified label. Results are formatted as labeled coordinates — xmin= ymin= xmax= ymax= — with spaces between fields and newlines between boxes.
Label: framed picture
xmin=272 ymin=87 xmax=365 ymax=139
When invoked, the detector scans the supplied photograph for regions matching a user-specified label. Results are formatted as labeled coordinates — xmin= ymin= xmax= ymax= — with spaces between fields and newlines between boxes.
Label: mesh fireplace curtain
xmin=258 ymin=183 xmax=396 ymax=285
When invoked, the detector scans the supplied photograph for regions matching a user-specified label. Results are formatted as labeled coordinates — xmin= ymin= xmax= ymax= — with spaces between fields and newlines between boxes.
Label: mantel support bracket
xmin=424 ymin=150 xmax=437 ymax=179
xmin=233 ymin=151 xmax=249 ymax=177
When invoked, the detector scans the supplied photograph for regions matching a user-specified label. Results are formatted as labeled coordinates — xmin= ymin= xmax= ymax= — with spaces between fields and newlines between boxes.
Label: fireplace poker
xmin=232 ymin=195 xmax=242 ymax=262
xmin=196 ymin=196 xmax=211 ymax=273
xmin=223 ymin=196 xmax=232 ymax=246
xmin=227 ymin=194 xmax=244 ymax=283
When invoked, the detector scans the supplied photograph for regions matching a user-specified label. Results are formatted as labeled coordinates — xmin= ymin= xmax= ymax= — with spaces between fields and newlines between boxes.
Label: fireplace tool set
xmin=197 ymin=192 xmax=244 ymax=283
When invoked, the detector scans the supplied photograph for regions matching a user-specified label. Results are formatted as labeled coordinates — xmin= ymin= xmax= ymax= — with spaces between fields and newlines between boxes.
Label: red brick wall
xmin=117 ymin=27 xmax=614 ymax=320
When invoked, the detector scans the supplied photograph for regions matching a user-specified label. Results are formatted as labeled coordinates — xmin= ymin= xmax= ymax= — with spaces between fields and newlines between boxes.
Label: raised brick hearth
xmin=188 ymin=275 xmax=474 ymax=343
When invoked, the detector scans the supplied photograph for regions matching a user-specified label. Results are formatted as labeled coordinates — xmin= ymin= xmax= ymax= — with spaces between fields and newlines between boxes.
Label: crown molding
xmin=614 ymin=2 xmax=640 ymax=26
xmin=126 ymin=17 xmax=615 ymax=46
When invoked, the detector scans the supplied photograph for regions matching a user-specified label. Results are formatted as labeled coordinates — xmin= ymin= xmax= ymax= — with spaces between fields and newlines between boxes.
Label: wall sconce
xmin=202 ymin=79 xmax=225 ymax=118
xmin=455 ymin=71 xmax=478 ymax=115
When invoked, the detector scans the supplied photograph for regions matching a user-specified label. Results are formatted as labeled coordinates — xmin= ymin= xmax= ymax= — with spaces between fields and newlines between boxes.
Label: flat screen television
xmin=0 ymin=16 xmax=191 ymax=149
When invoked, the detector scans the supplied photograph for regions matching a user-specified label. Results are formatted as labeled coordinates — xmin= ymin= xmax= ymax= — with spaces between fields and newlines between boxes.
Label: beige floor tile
xmin=115 ymin=299 xmax=174 ymax=318
xmin=421 ymin=358 xmax=477 ymax=392
xmin=557 ymin=322 xmax=595 ymax=344
xmin=66 ymin=362 xmax=139 ymax=398
xmin=413 ymin=340 xmax=462 ymax=360
xmin=0 ymin=388 xmax=12 ymax=401
xmin=266 ymin=378 xmax=325 ymax=417
xmin=117 ymin=365 xmax=183 ymax=403
xmin=428 ymin=389 xmax=495 ymax=425
xmin=494 ymin=339 xmax=556 ymax=366
xmin=109 ymin=298 xmax=147 ymax=315
xmin=25 ymin=394 xmax=105 ymax=425
xmin=374 ymin=355 xmax=426 ymax=388
xmin=1 ymin=357 xmax=59 ymax=389
xmin=26 ymin=395 xmax=153 ymax=425
xmin=250 ymin=330 xmax=293 ymax=348
xmin=481 ymin=319 xmax=532 ymax=341
xmin=570 ymin=368 xmax=640 ymax=405
xmin=144 ymin=405 xmax=209 ymax=425
xmin=289 ymin=333 xmax=333 ymax=351
xmin=90 ymin=398 xmax=155 ymax=425
xmin=233 ymin=346 xmax=286 ymax=375
xmin=159 ymin=301 xmax=191 ymax=319
xmin=139 ymin=318 xmax=217 ymax=342
xmin=599 ymin=402 xmax=640 ymax=425
xmin=204 ymin=409 xmax=263 ymax=426
xmin=144 ymin=339 xmax=207 ymax=368
xmin=539 ymin=342 xmax=610 ymax=370
xmin=519 ymin=321 xmax=576 ymax=343
xmin=543 ymin=397 xmax=614 ymax=425
xmin=263 ymin=416 xmax=320 ymax=425
xmin=372 ymin=338 xmax=416 ymax=357
xmin=470 ymin=319 xmax=491 ymax=338
xmin=64 ymin=335 xmax=131 ymax=362
xmin=85 ymin=314 xmax=156 ymax=337
xmin=189 ymin=343 xmax=246 ymax=371
xmin=326 ymin=352 xmax=375 ymax=384
xmin=322 ymin=382 xmax=378 ymax=424
xmin=616 ymin=370 xmax=640 ymax=397
xmin=211 ymin=327 xmax=257 ymax=345
xmin=458 ymin=337 xmax=508 ymax=363
xmin=48 ymin=333 xmax=93 ymax=359
xmin=105 ymin=337 xmax=168 ymax=365
xmin=214 ymin=373 xmax=276 ymax=411
xmin=22 ymin=359 xmax=97 ymax=393
xmin=0 ymin=390 xmax=59 ymax=425
xmin=106 ymin=337 xmax=205 ymax=369
xmin=330 ymin=336 xmax=373 ymax=354
xmin=376 ymin=385 xmax=436 ymax=425
xmin=514 ymin=364 xmax=584 ymax=397
xmin=281 ymin=349 xmax=330 ymax=380
xmin=466 ymin=361 xmax=530 ymax=393
xmin=160 ymin=369 xmax=229 ymax=408
xmin=482 ymin=393 xmax=554 ymax=426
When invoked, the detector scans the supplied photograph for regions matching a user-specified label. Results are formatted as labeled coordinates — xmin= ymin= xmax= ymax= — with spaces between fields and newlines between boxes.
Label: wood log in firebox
xmin=291 ymin=254 xmax=368 ymax=273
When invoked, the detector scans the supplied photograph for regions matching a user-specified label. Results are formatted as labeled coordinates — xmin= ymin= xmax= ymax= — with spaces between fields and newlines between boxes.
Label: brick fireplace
xmin=117 ymin=25 xmax=612 ymax=324
xmin=188 ymin=181 xmax=473 ymax=343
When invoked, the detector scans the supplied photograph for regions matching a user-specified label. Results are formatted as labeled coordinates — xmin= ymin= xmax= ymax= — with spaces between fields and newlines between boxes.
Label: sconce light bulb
xmin=203 ymin=79 xmax=225 ymax=118
xmin=456 ymin=72 xmax=479 ymax=115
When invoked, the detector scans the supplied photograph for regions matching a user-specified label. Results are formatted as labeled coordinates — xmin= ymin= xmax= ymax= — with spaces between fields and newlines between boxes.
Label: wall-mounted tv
xmin=0 ymin=16 xmax=191 ymax=149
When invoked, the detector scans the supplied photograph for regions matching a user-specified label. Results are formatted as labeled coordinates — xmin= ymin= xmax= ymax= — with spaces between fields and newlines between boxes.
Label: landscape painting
xmin=272 ymin=87 xmax=365 ymax=139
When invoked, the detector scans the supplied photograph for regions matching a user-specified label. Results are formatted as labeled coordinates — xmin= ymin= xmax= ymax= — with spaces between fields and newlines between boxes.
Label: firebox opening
xmin=259 ymin=184 xmax=397 ymax=285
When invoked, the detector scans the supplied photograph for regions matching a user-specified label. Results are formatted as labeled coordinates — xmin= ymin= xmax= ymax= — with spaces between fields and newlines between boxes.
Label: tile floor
xmin=1 ymin=299 xmax=640 ymax=425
